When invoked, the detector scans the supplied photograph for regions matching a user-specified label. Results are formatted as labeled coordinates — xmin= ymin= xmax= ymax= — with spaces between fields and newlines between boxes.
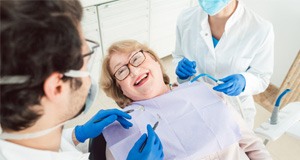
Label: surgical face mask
xmin=198 ymin=0 xmax=232 ymax=16
xmin=85 ymin=39 xmax=101 ymax=113
xmin=65 ymin=39 xmax=101 ymax=113
xmin=0 ymin=39 xmax=101 ymax=140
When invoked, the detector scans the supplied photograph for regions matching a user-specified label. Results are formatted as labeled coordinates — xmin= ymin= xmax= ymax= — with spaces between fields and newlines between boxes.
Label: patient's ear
xmin=43 ymin=72 xmax=64 ymax=101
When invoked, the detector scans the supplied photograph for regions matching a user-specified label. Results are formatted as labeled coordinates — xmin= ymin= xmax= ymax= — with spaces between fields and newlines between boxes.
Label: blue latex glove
xmin=213 ymin=74 xmax=246 ymax=96
xmin=175 ymin=57 xmax=196 ymax=79
xmin=127 ymin=124 xmax=164 ymax=160
xmin=75 ymin=109 xmax=132 ymax=143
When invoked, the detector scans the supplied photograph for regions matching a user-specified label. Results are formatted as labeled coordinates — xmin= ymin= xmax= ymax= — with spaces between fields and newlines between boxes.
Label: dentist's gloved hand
xmin=127 ymin=124 xmax=164 ymax=160
xmin=175 ymin=58 xmax=196 ymax=80
xmin=213 ymin=74 xmax=246 ymax=96
xmin=75 ymin=109 xmax=132 ymax=143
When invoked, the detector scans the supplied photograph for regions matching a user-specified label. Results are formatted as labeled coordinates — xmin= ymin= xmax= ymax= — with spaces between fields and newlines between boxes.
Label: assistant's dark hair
xmin=0 ymin=0 xmax=84 ymax=131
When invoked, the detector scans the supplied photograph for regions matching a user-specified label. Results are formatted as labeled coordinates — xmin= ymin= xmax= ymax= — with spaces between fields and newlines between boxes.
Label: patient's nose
xmin=129 ymin=65 xmax=141 ymax=76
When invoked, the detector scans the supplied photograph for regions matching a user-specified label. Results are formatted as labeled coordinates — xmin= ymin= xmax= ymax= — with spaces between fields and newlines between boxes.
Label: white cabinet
xmin=80 ymin=0 xmax=193 ymax=58
xmin=81 ymin=6 xmax=103 ymax=57
xmin=80 ymin=0 xmax=111 ymax=7
xmin=97 ymin=0 xmax=150 ymax=54
xmin=149 ymin=0 xmax=190 ymax=58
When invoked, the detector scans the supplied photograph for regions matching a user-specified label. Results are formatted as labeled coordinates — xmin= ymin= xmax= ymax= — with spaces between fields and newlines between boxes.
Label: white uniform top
xmin=0 ymin=128 xmax=90 ymax=160
xmin=173 ymin=1 xmax=274 ymax=128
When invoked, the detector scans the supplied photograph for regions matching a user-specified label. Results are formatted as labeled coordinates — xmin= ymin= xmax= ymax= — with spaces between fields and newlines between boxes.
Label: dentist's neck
xmin=7 ymin=103 xmax=64 ymax=152
xmin=8 ymin=128 xmax=63 ymax=152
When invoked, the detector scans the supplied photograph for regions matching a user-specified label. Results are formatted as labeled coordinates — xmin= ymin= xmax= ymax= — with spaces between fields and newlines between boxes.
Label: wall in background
xmin=80 ymin=0 xmax=192 ymax=58
xmin=81 ymin=0 xmax=300 ymax=87
xmin=242 ymin=0 xmax=300 ymax=87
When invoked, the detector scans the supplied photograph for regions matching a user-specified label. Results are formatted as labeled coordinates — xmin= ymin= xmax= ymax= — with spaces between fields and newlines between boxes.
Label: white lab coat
xmin=0 ymin=128 xmax=90 ymax=160
xmin=173 ymin=1 xmax=274 ymax=128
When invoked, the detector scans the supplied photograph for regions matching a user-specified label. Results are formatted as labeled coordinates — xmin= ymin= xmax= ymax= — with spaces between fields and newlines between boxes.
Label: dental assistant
xmin=173 ymin=0 xmax=274 ymax=128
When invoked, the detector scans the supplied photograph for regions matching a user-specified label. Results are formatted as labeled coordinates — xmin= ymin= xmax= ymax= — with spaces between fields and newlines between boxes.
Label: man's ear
xmin=43 ymin=72 xmax=64 ymax=100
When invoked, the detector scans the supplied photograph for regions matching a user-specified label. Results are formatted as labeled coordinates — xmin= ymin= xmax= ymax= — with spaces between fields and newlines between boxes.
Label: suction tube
xmin=190 ymin=73 xmax=220 ymax=83
xmin=270 ymin=89 xmax=291 ymax=125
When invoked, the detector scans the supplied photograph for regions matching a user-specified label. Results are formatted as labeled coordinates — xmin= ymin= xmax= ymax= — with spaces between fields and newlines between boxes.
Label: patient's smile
xmin=134 ymin=73 xmax=149 ymax=86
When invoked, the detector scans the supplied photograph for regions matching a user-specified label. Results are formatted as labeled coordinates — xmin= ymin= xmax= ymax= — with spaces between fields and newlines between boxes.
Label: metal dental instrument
xmin=139 ymin=121 xmax=159 ymax=152
xmin=93 ymin=106 xmax=145 ymax=123
xmin=190 ymin=73 xmax=221 ymax=83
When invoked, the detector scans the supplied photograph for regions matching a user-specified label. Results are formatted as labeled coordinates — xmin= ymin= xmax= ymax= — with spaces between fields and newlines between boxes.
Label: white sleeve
xmin=172 ymin=11 xmax=185 ymax=65
xmin=62 ymin=127 xmax=89 ymax=153
xmin=173 ymin=13 xmax=195 ymax=83
xmin=240 ymin=24 xmax=274 ymax=96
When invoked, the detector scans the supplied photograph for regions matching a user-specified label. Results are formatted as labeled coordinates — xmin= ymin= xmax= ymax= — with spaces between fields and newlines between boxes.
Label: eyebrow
xmin=113 ymin=62 xmax=123 ymax=70
xmin=112 ymin=51 xmax=138 ymax=70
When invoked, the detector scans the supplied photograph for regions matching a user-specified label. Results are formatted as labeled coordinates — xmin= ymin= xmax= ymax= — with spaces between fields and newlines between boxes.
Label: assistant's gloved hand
xmin=75 ymin=109 xmax=132 ymax=143
xmin=175 ymin=57 xmax=196 ymax=80
xmin=127 ymin=125 xmax=164 ymax=160
xmin=213 ymin=74 xmax=246 ymax=96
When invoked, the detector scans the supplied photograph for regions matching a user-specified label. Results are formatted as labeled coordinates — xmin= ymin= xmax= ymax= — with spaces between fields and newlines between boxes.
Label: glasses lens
xmin=86 ymin=41 xmax=100 ymax=72
xmin=64 ymin=40 xmax=100 ymax=78
xmin=130 ymin=51 xmax=145 ymax=67
xmin=115 ymin=66 xmax=130 ymax=80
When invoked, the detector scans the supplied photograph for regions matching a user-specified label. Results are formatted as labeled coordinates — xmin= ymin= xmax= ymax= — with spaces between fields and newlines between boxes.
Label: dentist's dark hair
xmin=0 ymin=0 xmax=83 ymax=131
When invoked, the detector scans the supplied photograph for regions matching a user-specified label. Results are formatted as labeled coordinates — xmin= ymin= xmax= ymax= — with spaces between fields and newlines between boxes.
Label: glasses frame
xmin=82 ymin=39 xmax=100 ymax=58
xmin=113 ymin=50 xmax=146 ymax=81
xmin=63 ymin=39 xmax=100 ymax=78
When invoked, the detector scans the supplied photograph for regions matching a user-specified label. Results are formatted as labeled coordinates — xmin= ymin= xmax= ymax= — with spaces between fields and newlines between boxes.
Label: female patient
xmin=100 ymin=40 xmax=272 ymax=160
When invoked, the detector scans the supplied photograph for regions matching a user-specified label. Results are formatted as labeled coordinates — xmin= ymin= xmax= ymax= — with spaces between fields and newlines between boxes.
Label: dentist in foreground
xmin=0 ymin=1 xmax=163 ymax=159
xmin=173 ymin=0 xmax=274 ymax=128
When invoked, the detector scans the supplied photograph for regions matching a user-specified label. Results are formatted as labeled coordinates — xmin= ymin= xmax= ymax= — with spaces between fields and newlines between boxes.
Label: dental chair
xmin=88 ymin=134 xmax=107 ymax=160
xmin=255 ymin=51 xmax=300 ymax=144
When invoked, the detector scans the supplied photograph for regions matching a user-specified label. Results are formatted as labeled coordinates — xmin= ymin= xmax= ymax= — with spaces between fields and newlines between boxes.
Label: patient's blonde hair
xmin=100 ymin=40 xmax=170 ymax=108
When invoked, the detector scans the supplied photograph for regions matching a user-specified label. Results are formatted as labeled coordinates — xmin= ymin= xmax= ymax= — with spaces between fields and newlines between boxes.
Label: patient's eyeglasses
xmin=113 ymin=50 xmax=146 ymax=81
